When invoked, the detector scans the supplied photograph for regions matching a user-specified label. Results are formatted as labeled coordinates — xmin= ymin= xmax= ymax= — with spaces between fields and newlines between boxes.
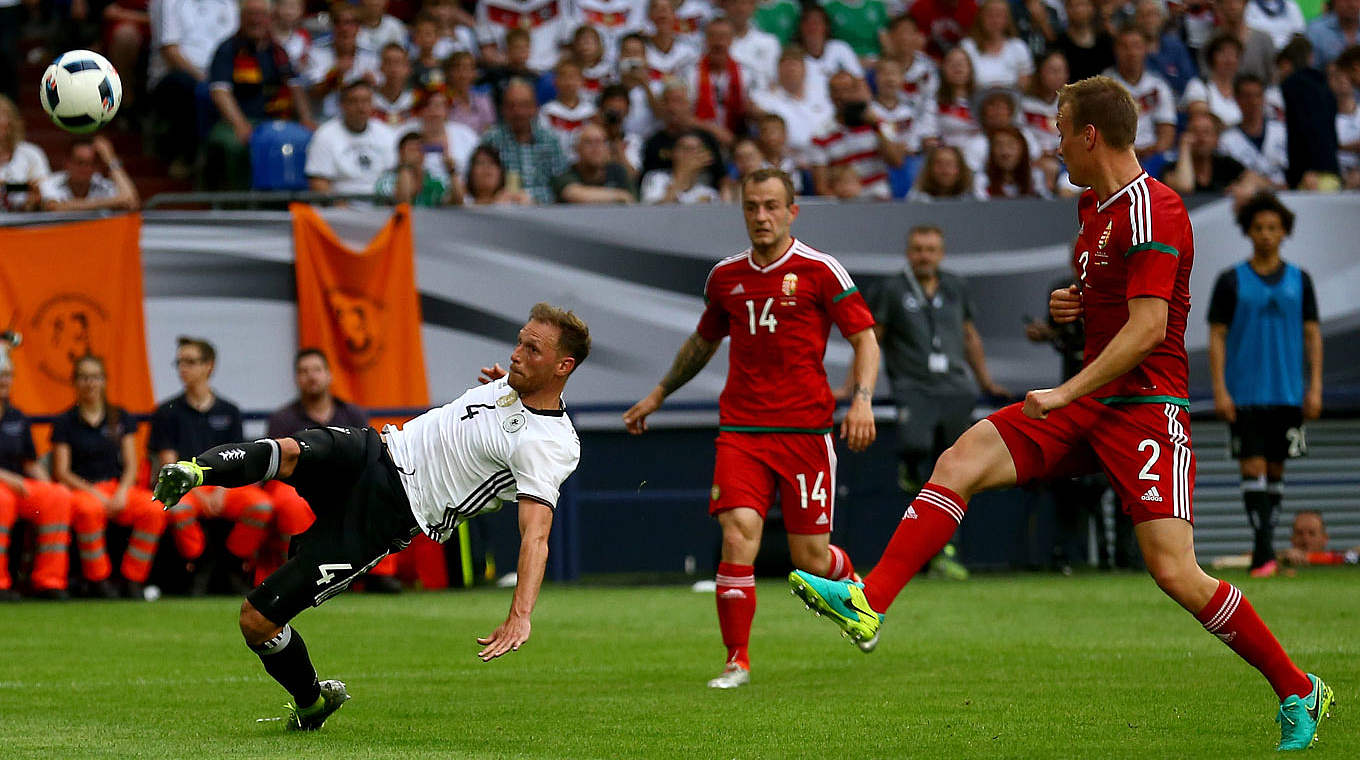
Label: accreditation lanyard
xmin=903 ymin=268 xmax=949 ymax=373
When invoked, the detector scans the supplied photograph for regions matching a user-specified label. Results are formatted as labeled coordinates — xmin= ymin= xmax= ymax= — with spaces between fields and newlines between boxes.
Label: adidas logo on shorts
xmin=1141 ymin=486 xmax=1164 ymax=503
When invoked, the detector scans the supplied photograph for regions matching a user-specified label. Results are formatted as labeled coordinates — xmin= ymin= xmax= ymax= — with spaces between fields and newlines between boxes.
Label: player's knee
xmin=1145 ymin=555 xmax=1196 ymax=598
xmin=721 ymin=530 xmax=757 ymax=560
xmin=932 ymin=443 xmax=979 ymax=495
xmin=1239 ymin=459 xmax=1267 ymax=479
xmin=239 ymin=599 xmax=283 ymax=646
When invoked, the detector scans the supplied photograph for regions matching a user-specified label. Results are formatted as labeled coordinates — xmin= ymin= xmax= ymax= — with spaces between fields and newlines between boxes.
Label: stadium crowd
xmin=1 ymin=0 xmax=1358 ymax=209
xmin=0 ymin=338 xmax=407 ymax=600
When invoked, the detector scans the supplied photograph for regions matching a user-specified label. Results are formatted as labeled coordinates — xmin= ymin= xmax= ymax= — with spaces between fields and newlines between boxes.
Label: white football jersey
xmin=383 ymin=379 xmax=580 ymax=544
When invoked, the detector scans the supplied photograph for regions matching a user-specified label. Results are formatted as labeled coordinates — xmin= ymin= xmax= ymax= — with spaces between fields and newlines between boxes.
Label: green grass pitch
xmin=2 ymin=570 xmax=1353 ymax=759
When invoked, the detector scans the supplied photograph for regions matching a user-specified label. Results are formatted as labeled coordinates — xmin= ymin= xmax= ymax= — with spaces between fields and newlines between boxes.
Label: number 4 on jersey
xmin=746 ymin=298 xmax=777 ymax=334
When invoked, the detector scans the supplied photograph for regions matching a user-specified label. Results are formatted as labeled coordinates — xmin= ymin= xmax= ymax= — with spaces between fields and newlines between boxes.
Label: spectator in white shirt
xmin=885 ymin=14 xmax=941 ymax=110
xmin=410 ymin=90 xmax=480 ymax=189
xmin=726 ymin=0 xmax=781 ymax=89
xmin=271 ymin=0 xmax=311 ymax=68
xmin=960 ymin=0 xmax=1035 ymax=90
xmin=305 ymin=2 xmax=380 ymax=121
xmin=1244 ymin=0 xmax=1306 ymax=51
xmin=40 ymin=136 xmax=139 ymax=212
xmin=752 ymin=45 xmax=836 ymax=161
xmin=753 ymin=111 xmax=804 ymax=192
xmin=641 ymin=131 xmax=722 ymax=203
xmin=963 ymin=88 xmax=1042 ymax=172
xmin=1107 ymin=24 xmax=1177 ymax=160
xmin=935 ymin=46 xmax=981 ymax=148
xmin=809 ymin=71 xmax=906 ymax=199
xmin=357 ymin=0 xmax=409 ymax=54
xmin=305 ymin=80 xmax=398 ymax=198
xmin=0 ymin=95 xmax=50 ymax=212
xmin=1219 ymin=73 xmax=1289 ymax=186
xmin=1021 ymin=49 xmax=1066 ymax=189
xmin=540 ymin=59 xmax=599 ymax=157
xmin=871 ymin=57 xmax=927 ymax=155
xmin=796 ymin=5 xmax=865 ymax=87
xmin=1330 ymin=62 xmax=1360 ymax=189
xmin=1182 ymin=34 xmax=1245 ymax=128
xmin=372 ymin=43 xmax=415 ymax=126
xmin=571 ymin=25 xmax=613 ymax=95
xmin=645 ymin=0 xmax=702 ymax=80
xmin=148 ymin=0 xmax=239 ymax=174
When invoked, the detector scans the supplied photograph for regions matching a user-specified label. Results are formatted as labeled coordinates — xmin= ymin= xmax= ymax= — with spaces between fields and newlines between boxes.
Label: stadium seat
xmin=250 ymin=121 xmax=314 ymax=191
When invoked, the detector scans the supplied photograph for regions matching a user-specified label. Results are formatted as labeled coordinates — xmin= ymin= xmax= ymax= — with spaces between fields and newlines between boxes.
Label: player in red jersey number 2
xmin=788 ymin=77 xmax=1332 ymax=751
xmin=625 ymin=168 xmax=881 ymax=689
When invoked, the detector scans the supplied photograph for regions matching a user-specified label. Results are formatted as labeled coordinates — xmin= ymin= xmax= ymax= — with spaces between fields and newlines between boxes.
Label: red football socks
xmin=1196 ymin=579 xmax=1311 ymax=700
xmin=715 ymin=562 xmax=756 ymax=670
xmin=862 ymin=483 xmax=966 ymax=612
xmin=826 ymin=543 xmax=856 ymax=581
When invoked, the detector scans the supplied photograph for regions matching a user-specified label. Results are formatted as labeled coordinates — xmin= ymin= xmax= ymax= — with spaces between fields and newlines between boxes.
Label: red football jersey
xmin=1074 ymin=172 xmax=1194 ymax=405
xmin=697 ymin=238 xmax=876 ymax=431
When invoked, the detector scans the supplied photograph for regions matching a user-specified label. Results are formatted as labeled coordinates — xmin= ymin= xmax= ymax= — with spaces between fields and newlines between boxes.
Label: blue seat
xmin=250 ymin=121 xmax=313 ymax=191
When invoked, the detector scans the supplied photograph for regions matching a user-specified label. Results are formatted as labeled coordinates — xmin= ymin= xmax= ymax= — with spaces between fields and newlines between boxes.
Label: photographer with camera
xmin=809 ymin=71 xmax=906 ymax=199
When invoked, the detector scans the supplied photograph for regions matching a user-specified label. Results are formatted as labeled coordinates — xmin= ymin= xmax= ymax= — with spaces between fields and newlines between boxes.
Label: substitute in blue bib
xmin=1207 ymin=192 xmax=1322 ymax=577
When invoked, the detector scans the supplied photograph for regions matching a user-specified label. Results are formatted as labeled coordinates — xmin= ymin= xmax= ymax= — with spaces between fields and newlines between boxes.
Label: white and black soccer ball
xmin=39 ymin=50 xmax=122 ymax=134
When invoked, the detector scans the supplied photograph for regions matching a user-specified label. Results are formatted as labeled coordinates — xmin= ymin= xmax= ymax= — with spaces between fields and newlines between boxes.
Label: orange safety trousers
xmin=70 ymin=480 xmax=166 ymax=583
xmin=178 ymin=485 xmax=275 ymax=560
xmin=0 ymin=479 xmax=73 ymax=592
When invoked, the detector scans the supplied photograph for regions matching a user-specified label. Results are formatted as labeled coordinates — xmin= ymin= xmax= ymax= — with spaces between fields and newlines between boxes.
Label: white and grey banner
xmin=12 ymin=194 xmax=1358 ymax=426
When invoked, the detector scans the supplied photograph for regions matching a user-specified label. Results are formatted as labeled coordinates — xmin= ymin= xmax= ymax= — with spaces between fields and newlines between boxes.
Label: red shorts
xmin=988 ymin=396 xmax=1195 ymax=524
xmin=710 ymin=430 xmax=838 ymax=534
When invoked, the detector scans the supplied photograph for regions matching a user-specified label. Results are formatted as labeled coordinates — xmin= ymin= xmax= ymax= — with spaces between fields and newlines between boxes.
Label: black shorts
xmin=1229 ymin=406 xmax=1307 ymax=461
xmin=246 ymin=426 xmax=420 ymax=625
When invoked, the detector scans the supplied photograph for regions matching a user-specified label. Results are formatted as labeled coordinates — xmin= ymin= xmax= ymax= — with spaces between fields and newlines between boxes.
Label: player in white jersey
xmin=152 ymin=303 xmax=590 ymax=732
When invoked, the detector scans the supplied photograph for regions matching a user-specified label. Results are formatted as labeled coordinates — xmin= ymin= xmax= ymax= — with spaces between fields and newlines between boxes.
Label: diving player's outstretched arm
xmin=477 ymin=497 xmax=554 ymax=662
xmin=623 ymin=332 xmax=720 ymax=434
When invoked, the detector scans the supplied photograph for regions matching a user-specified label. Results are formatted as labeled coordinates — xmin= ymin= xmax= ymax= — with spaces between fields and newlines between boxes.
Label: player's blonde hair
xmin=1058 ymin=75 xmax=1139 ymax=151
xmin=530 ymin=303 xmax=591 ymax=371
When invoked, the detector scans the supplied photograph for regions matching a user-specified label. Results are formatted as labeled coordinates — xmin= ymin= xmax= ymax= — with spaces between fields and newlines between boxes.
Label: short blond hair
xmin=1058 ymin=75 xmax=1139 ymax=151
xmin=529 ymin=303 xmax=591 ymax=370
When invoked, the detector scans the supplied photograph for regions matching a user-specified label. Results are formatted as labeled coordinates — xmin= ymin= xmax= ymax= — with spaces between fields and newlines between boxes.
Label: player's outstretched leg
xmin=154 ymin=439 xmax=290 ymax=508
xmin=788 ymin=421 xmax=1016 ymax=650
xmin=1137 ymin=518 xmax=1329 ymax=750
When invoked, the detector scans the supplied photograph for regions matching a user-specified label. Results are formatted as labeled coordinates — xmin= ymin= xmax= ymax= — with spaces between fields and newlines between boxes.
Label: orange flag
xmin=291 ymin=203 xmax=444 ymax=588
xmin=290 ymin=203 xmax=430 ymax=410
xmin=0 ymin=214 xmax=154 ymax=436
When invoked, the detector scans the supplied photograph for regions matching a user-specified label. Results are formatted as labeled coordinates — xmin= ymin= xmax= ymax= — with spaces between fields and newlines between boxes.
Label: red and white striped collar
xmin=747 ymin=237 xmax=797 ymax=272
xmin=1096 ymin=171 xmax=1149 ymax=212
